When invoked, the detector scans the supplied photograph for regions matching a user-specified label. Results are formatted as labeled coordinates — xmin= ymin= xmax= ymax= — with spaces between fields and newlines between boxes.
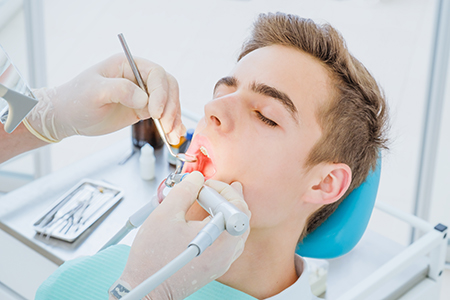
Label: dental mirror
xmin=0 ymin=45 xmax=38 ymax=133
xmin=118 ymin=33 xmax=197 ymax=164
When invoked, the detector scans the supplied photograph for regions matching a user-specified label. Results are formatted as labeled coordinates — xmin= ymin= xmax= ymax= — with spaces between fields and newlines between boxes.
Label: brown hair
xmin=238 ymin=13 xmax=388 ymax=240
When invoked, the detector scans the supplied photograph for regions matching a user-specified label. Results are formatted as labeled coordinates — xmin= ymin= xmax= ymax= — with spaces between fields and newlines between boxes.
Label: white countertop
xmin=0 ymin=139 xmax=173 ymax=264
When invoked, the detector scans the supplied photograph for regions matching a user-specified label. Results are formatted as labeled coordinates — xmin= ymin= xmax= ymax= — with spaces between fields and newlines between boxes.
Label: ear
xmin=304 ymin=163 xmax=352 ymax=205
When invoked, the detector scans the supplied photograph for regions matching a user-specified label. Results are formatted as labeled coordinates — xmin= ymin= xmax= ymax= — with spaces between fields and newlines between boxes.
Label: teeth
xmin=200 ymin=146 xmax=210 ymax=158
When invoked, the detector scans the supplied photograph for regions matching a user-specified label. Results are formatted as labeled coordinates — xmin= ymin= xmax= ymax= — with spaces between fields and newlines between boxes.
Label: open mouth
xmin=183 ymin=135 xmax=216 ymax=180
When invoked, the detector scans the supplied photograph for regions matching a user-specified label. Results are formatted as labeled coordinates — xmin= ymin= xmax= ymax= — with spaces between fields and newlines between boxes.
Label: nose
xmin=204 ymin=94 xmax=239 ymax=133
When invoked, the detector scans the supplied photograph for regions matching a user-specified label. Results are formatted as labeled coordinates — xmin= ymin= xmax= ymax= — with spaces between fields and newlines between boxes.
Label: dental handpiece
xmin=163 ymin=173 xmax=249 ymax=236
xmin=114 ymin=179 xmax=249 ymax=300
xmin=100 ymin=177 xmax=249 ymax=251
xmin=119 ymin=187 xmax=249 ymax=300
xmin=197 ymin=186 xmax=249 ymax=236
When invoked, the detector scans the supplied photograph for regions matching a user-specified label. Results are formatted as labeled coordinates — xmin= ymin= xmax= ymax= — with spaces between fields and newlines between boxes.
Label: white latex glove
xmin=119 ymin=171 xmax=251 ymax=300
xmin=25 ymin=54 xmax=184 ymax=143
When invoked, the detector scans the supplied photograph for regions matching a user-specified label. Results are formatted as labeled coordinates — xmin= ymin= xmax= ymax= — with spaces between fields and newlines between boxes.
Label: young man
xmin=37 ymin=12 xmax=388 ymax=300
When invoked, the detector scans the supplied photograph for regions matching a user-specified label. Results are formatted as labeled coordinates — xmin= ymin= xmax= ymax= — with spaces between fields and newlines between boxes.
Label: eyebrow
xmin=213 ymin=76 xmax=298 ymax=122
xmin=213 ymin=76 xmax=238 ymax=92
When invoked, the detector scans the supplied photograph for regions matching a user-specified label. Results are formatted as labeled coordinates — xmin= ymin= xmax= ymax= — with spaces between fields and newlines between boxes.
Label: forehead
xmin=232 ymin=45 xmax=332 ymax=124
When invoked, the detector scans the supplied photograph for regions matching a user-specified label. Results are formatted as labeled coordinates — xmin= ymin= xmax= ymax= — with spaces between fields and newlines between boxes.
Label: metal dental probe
xmin=117 ymin=33 xmax=197 ymax=164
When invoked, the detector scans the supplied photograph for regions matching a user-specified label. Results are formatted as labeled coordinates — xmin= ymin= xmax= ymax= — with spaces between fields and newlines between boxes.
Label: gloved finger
xmin=160 ymin=74 xmax=183 ymax=144
xmin=205 ymin=180 xmax=244 ymax=201
xmin=100 ymin=55 xmax=171 ymax=118
xmin=99 ymin=55 xmax=181 ymax=133
xmin=160 ymin=98 xmax=180 ymax=144
xmin=166 ymin=116 xmax=186 ymax=145
xmin=159 ymin=171 xmax=205 ymax=218
xmin=146 ymin=66 xmax=169 ymax=119
xmin=169 ymin=84 xmax=187 ymax=142
xmin=159 ymin=99 xmax=177 ymax=133
xmin=102 ymin=77 xmax=149 ymax=109
xmin=188 ymin=215 xmax=212 ymax=229
xmin=231 ymin=229 xmax=250 ymax=262
xmin=204 ymin=180 xmax=250 ymax=218
xmin=134 ymin=107 xmax=151 ymax=120
xmin=230 ymin=182 xmax=243 ymax=196
xmin=98 ymin=54 xmax=161 ymax=87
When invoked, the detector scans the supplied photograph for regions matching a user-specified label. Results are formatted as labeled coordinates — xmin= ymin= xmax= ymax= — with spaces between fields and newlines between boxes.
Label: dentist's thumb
xmin=157 ymin=171 xmax=205 ymax=217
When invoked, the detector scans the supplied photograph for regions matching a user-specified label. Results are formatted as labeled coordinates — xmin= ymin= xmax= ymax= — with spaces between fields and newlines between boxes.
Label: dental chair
xmin=296 ymin=159 xmax=448 ymax=299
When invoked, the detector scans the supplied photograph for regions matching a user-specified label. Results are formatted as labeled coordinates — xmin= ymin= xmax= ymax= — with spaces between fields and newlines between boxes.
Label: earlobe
xmin=308 ymin=163 xmax=352 ymax=205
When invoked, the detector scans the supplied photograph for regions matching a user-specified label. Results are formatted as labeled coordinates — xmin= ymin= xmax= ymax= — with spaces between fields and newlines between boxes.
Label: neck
xmin=217 ymin=227 xmax=299 ymax=299
xmin=185 ymin=201 xmax=306 ymax=299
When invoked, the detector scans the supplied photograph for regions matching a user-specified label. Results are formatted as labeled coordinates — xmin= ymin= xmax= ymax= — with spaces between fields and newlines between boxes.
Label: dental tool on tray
xmin=33 ymin=179 xmax=124 ymax=242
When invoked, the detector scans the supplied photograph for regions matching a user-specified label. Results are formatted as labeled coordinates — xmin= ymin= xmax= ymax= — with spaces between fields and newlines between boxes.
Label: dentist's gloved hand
xmin=25 ymin=54 xmax=184 ymax=143
xmin=118 ymin=171 xmax=251 ymax=300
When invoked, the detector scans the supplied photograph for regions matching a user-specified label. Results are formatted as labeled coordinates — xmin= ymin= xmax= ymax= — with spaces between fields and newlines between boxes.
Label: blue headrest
xmin=296 ymin=158 xmax=381 ymax=259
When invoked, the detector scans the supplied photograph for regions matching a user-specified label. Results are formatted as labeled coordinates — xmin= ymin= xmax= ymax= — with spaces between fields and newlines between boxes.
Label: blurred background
xmin=0 ymin=0 xmax=449 ymax=299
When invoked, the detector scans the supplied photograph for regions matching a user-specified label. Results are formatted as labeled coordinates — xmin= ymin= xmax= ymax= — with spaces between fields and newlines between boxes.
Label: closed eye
xmin=256 ymin=111 xmax=278 ymax=127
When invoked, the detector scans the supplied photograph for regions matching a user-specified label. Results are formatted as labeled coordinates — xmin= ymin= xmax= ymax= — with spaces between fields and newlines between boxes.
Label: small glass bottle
xmin=132 ymin=119 xmax=163 ymax=149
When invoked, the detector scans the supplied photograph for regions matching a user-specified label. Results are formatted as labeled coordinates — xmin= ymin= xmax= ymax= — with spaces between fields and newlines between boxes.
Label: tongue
xmin=199 ymin=155 xmax=216 ymax=179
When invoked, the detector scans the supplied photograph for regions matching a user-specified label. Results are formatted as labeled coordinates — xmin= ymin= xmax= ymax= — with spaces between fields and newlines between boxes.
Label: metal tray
xmin=33 ymin=179 xmax=124 ymax=242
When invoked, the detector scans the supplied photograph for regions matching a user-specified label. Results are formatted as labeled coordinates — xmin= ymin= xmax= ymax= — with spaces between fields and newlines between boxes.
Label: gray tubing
xmin=99 ymin=221 xmax=134 ymax=252
xmin=121 ymin=246 xmax=199 ymax=300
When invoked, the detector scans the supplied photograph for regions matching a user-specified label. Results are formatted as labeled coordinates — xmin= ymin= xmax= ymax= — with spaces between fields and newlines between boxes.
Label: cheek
xmin=241 ymin=162 xmax=302 ymax=228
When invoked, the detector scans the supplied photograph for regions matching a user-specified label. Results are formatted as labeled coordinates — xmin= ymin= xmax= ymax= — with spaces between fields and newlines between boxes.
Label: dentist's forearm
xmin=0 ymin=122 xmax=48 ymax=164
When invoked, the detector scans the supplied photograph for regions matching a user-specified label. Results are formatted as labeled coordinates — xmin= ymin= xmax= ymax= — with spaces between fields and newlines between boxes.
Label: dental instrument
xmin=100 ymin=195 xmax=160 ymax=251
xmin=197 ymin=185 xmax=248 ymax=235
xmin=164 ymin=155 xmax=188 ymax=187
xmin=116 ymin=183 xmax=249 ymax=300
xmin=38 ymin=187 xmax=94 ymax=236
xmin=119 ymin=211 xmax=227 ymax=300
xmin=100 ymin=172 xmax=249 ymax=250
xmin=100 ymin=172 xmax=184 ymax=251
xmin=38 ymin=187 xmax=98 ymax=238
xmin=0 ymin=45 xmax=39 ymax=133
xmin=34 ymin=179 xmax=124 ymax=242
xmin=99 ymin=170 xmax=187 ymax=251
xmin=117 ymin=33 xmax=197 ymax=164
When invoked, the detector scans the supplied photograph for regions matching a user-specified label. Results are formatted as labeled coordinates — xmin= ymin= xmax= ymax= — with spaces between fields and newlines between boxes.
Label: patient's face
xmin=185 ymin=45 xmax=332 ymax=230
